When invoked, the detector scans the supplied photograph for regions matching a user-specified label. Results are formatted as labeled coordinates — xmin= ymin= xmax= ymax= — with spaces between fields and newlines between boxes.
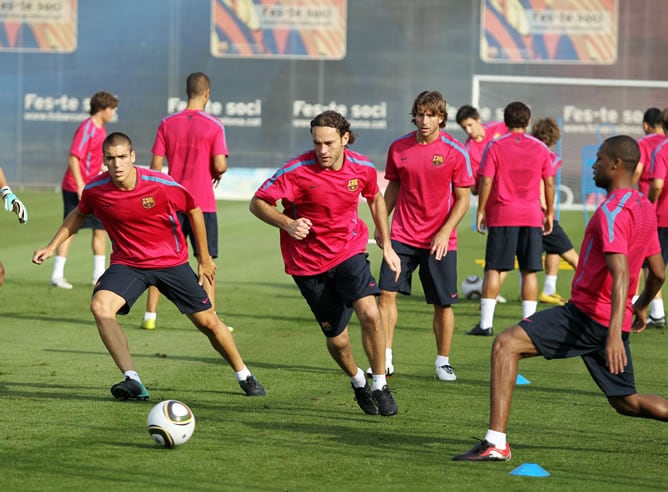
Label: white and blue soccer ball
xmin=460 ymin=275 xmax=483 ymax=300
xmin=147 ymin=400 xmax=196 ymax=448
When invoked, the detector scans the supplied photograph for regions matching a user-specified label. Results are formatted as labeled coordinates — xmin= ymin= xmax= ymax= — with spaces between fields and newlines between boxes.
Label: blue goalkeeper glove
xmin=1 ymin=186 xmax=28 ymax=224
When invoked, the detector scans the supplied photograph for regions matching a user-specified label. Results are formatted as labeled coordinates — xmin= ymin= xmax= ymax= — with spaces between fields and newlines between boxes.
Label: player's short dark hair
xmin=310 ymin=110 xmax=356 ymax=145
xmin=103 ymin=132 xmax=133 ymax=153
xmin=186 ymin=72 xmax=211 ymax=99
xmin=89 ymin=91 xmax=119 ymax=115
xmin=455 ymin=105 xmax=480 ymax=125
xmin=504 ymin=101 xmax=531 ymax=129
xmin=531 ymin=118 xmax=560 ymax=147
xmin=411 ymin=90 xmax=447 ymax=129
xmin=602 ymin=135 xmax=640 ymax=172
xmin=643 ymin=107 xmax=663 ymax=128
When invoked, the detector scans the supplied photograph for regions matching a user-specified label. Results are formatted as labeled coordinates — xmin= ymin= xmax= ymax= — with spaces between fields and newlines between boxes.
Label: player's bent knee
xmin=608 ymin=395 xmax=640 ymax=416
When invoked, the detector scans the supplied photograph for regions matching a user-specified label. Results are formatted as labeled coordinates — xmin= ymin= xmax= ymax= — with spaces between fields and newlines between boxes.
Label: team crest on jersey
xmin=347 ymin=179 xmax=359 ymax=192
xmin=432 ymin=155 xmax=444 ymax=166
xmin=142 ymin=196 xmax=155 ymax=209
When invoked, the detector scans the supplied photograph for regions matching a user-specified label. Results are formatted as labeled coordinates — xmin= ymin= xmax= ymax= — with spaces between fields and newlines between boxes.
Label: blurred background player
xmin=50 ymin=91 xmax=118 ymax=289
xmin=468 ymin=101 xmax=555 ymax=336
xmin=632 ymin=107 xmax=666 ymax=327
xmin=0 ymin=166 xmax=29 ymax=286
xmin=33 ymin=132 xmax=264 ymax=400
xmin=250 ymin=111 xmax=401 ymax=416
xmin=376 ymin=91 xmax=472 ymax=381
xmin=531 ymin=118 xmax=579 ymax=305
xmin=141 ymin=72 xmax=229 ymax=330
xmin=454 ymin=135 xmax=668 ymax=462
xmin=456 ymin=104 xmax=509 ymax=303
xmin=646 ymin=108 xmax=668 ymax=328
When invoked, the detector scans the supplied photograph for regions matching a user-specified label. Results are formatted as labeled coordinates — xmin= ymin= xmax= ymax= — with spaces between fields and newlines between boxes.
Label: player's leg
xmin=608 ymin=394 xmax=668 ymax=420
xmin=91 ymin=226 xmax=107 ymax=285
xmin=141 ymin=286 xmax=160 ymax=330
xmin=377 ymin=290 xmax=398 ymax=374
xmin=51 ymin=191 xmax=78 ymax=288
xmin=518 ymin=227 xmax=543 ymax=318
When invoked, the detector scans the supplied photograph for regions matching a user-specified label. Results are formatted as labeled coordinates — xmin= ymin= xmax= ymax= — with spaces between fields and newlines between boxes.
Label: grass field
xmin=1 ymin=192 xmax=666 ymax=491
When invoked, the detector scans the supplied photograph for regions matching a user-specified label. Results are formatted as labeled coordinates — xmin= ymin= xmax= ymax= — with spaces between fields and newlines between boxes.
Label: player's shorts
xmin=485 ymin=226 xmax=543 ymax=272
xmin=378 ymin=240 xmax=458 ymax=305
xmin=542 ymin=220 xmax=574 ymax=255
xmin=93 ymin=262 xmax=212 ymax=315
xmin=63 ymin=190 xmax=104 ymax=230
xmin=658 ymin=227 xmax=668 ymax=264
xmin=519 ymin=302 xmax=637 ymax=397
xmin=177 ymin=211 xmax=218 ymax=258
xmin=292 ymin=253 xmax=380 ymax=338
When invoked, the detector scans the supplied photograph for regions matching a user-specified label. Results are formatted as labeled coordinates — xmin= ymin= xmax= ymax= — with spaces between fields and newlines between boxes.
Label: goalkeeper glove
xmin=1 ymin=186 xmax=28 ymax=224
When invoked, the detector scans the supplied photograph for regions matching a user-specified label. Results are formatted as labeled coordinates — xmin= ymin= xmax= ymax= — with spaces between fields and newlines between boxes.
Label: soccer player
xmin=647 ymin=114 xmax=668 ymax=328
xmin=33 ymin=132 xmax=265 ymax=400
xmin=454 ymin=135 xmax=668 ymax=462
xmin=0 ymin=166 xmax=29 ymax=286
xmin=530 ymin=118 xmax=579 ymax=305
xmin=633 ymin=108 xmax=666 ymax=327
xmin=249 ymin=111 xmax=401 ymax=416
xmin=141 ymin=72 xmax=229 ymax=330
xmin=455 ymin=104 xmax=508 ymax=194
xmin=467 ymin=101 xmax=556 ymax=336
xmin=50 ymin=91 xmax=118 ymax=289
xmin=376 ymin=91 xmax=473 ymax=381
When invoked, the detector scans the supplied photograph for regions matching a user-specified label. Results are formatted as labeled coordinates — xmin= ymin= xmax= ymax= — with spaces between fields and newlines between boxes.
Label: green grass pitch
xmin=0 ymin=192 xmax=666 ymax=491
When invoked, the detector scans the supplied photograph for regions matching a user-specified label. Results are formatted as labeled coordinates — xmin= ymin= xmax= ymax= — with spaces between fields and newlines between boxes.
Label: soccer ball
xmin=460 ymin=275 xmax=483 ymax=300
xmin=147 ymin=400 xmax=196 ymax=448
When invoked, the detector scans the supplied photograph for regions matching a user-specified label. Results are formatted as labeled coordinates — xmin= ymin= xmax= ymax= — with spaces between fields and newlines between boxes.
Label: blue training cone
xmin=510 ymin=463 xmax=550 ymax=477
xmin=515 ymin=374 xmax=531 ymax=385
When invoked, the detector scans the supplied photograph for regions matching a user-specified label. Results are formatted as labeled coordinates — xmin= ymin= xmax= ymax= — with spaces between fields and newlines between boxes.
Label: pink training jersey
xmin=570 ymin=189 xmax=660 ymax=332
xmin=79 ymin=167 xmax=198 ymax=268
xmin=464 ymin=121 xmax=508 ymax=170
xmin=637 ymin=133 xmax=666 ymax=196
xmin=152 ymin=109 xmax=228 ymax=213
xmin=254 ymin=148 xmax=379 ymax=276
xmin=385 ymin=131 xmax=473 ymax=249
xmin=479 ymin=132 xmax=556 ymax=227
xmin=649 ymin=139 xmax=668 ymax=227
xmin=61 ymin=117 xmax=107 ymax=192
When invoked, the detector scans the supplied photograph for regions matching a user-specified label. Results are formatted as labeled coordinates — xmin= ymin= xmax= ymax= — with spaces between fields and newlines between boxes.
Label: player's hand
xmin=542 ymin=214 xmax=554 ymax=236
xmin=373 ymin=228 xmax=383 ymax=248
xmin=631 ymin=305 xmax=648 ymax=333
xmin=197 ymin=256 xmax=217 ymax=287
xmin=32 ymin=247 xmax=54 ymax=265
xmin=287 ymin=217 xmax=312 ymax=240
xmin=476 ymin=211 xmax=487 ymax=235
xmin=430 ymin=230 xmax=451 ymax=261
xmin=605 ymin=333 xmax=627 ymax=374
xmin=1 ymin=186 xmax=28 ymax=224
xmin=383 ymin=246 xmax=402 ymax=283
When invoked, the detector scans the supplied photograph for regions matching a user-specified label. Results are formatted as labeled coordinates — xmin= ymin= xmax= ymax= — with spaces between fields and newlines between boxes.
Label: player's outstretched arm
xmin=632 ymin=253 xmax=666 ymax=333
xmin=32 ymin=209 xmax=86 ymax=265
xmin=0 ymin=167 xmax=28 ymax=224
xmin=185 ymin=206 xmax=216 ymax=287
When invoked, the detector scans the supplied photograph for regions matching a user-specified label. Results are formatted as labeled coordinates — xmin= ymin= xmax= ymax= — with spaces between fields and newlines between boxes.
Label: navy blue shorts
xmin=292 ymin=253 xmax=380 ymax=338
xmin=93 ymin=263 xmax=212 ymax=315
xmin=542 ymin=220 xmax=575 ymax=255
xmin=378 ymin=240 xmax=458 ymax=305
xmin=177 ymin=211 xmax=218 ymax=259
xmin=519 ymin=302 xmax=637 ymax=397
xmin=658 ymin=227 xmax=668 ymax=265
xmin=63 ymin=190 xmax=104 ymax=230
xmin=485 ymin=226 xmax=543 ymax=272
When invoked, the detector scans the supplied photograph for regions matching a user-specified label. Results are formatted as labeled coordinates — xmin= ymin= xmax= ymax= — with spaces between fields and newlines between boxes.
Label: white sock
xmin=371 ymin=374 xmax=387 ymax=391
xmin=124 ymin=370 xmax=142 ymax=383
xmin=234 ymin=365 xmax=251 ymax=382
xmin=52 ymin=256 xmax=66 ymax=279
xmin=350 ymin=368 xmax=366 ymax=388
xmin=480 ymin=298 xmax=497 ymax=329
xmin=93 ymin=255 xmax=106 ymax=279
xmin=143 ymin=312 xmax=157 ymax=321
xmin=435 ymin=355 xmax=449 ymax=368
xmin=522 ymin=300 xmax=538 ymax=318
xmin=650 ymin=299 xmax=665 ymax=319
xmin=385 ymin=348 xmax=393 ymax=367
xmin=484 ymin=429 xmax=507 ymax=449
xmin=543 ymin=275 xmax=557 ymax=295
